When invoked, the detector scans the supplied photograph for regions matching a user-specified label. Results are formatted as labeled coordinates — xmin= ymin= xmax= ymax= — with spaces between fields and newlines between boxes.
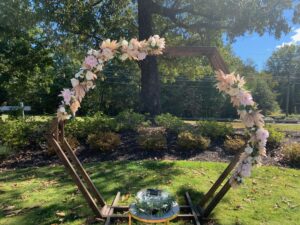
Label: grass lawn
xmin=0 ymin=161 xmax=300 ymax=225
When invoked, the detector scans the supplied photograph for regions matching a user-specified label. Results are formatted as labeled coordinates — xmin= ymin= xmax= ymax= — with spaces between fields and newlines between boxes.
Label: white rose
xmin=71 ymin=78 xmax=79 ymax=87
xmin=245 ymin=146 xmax=253 ymax=154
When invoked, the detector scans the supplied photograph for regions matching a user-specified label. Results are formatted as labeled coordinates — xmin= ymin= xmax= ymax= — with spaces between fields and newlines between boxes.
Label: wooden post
xmin=198 ymin=150 xmax=242 ymax=207
xmin=47 ymin=136 xmax=103 ymax=218
xmin=202 ymin=179 xmax=232 ymax=218
xmin=62 ymin=138 xmax=106 ymax=206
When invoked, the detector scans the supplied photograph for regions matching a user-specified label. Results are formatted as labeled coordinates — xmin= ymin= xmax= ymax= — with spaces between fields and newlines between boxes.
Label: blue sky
xmin=230 ymin=10 xmax=300 ymax=71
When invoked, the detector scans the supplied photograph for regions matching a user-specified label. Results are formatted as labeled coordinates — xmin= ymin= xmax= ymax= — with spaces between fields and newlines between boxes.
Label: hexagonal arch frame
xmin=46 ymin=46 xmax=243 ymax=225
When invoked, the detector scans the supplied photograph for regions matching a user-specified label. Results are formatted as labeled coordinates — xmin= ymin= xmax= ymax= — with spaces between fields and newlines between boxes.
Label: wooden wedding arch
xmin=46 ymin=46 xmax=243 ymax=225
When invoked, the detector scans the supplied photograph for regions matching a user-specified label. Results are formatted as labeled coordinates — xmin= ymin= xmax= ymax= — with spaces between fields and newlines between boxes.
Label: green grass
xmin=0 ymin=161 xmax=300 ymax=225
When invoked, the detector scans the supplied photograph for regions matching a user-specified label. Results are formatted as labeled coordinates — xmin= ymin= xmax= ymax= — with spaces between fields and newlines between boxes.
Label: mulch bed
xmin=1 ymin=130 xmax=294 ymax=171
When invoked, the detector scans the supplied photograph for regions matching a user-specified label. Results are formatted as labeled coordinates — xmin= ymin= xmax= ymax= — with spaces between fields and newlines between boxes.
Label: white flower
xmin=121 ymin=40 xmax=128 ymax=47
xmin=71 ymin=78 xmax=79 ymax=88
xmin=120 ymin=53 xmax=129 ymax=61
xmin=245 ymin=146 xmax=253 ymax=154
xmin=75 ymin=70 xmax=84 ymax=78
xmin=58 ymin=106 xmax=66 ymax=113
xmin=86 ymin=71 xmax=97 ymax=80
xmin=96 ymin=64 xmax=103 ymax=71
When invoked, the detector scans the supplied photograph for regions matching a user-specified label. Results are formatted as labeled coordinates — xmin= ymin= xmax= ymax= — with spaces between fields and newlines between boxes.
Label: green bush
xmin=282 ymin=142 xmax=300 ymax=166
xmin=177 ymin=131 xmax=210 ymax=150
xmin=224 ymin=136 xmax=246 ymax=154
xmin=137 ymin=127 xmax=167 ymax=150
xmin=87 ymin=132 xmax=121 ymax=151
xmin=65 ymin=112 xmax=117 ymax=140
xmin=266 ymin=125 xmax=285 ymax=150
xmin=155 ymin=113 xmax=186 ymax=133
xmin=0 ymin=118 xmax=49 ymax=151
xmin=196 ymin=121 xmax=234 ymax=141
xmin=115 ymin=110 xmax=146 ymax=131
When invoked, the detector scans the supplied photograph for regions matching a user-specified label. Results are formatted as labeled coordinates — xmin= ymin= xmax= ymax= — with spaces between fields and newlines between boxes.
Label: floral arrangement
xmin=132 ymin=189 xmax=177 ymax=217
xmin=57 ymin=35 xmax=165 ymax=121
xmin=215 ymin=70 xmax=269 ymax=187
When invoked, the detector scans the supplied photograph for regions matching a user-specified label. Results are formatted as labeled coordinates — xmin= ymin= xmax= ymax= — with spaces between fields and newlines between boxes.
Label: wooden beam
xmin=104 ymin=192 xmax=121 ymax=225
xmin=165 ymin=46 xmax=216 ymax=57
xmin=202 ymin=179 xmax=231 ymax=218
xmin=62 ymin=138 xmax=106 ymax=207
xmin=185 ymin=192 xmax=201 ymax=225
xmin=198 ymin=151 xmax=242 ymax=207
xmin=46 ymin=136 xmax=103 ymax=218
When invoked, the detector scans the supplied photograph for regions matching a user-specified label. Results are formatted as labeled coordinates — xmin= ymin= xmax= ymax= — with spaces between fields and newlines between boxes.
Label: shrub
xmin=0 ymin=118 xmax=49 ymax=151
xmin=177 ymin=131 xmax=210 ymax=150
xmin=266 ymin=125 xmax=285 ymax=150
xmin=196 ymin=121 xmax=234 ymax=141
xmin=65 ymin=112 xmax=117 ymax=140
xmin=282 ymin=142 xmax=300 ymax=166
xmin=155 ymin=113 xmax=186 ymax=133
xmin=65 ymin=135 xmax=80 ymax=149
xmin=87 ymin=132 xmax=121 ymax=151
xmin=137 ymin=127 xmax=167 ymax=150
xmin=224 ymin=136 xmax=246 ymax=154
xmin=0 ymin=145 xmax=10 ymax=160
xmin=115 ymin=110 xmax=146 ymax=131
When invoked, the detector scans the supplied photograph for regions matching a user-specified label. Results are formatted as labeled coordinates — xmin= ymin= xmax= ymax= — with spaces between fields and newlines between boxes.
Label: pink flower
xmin=256 ymin=128 xmax=269 ymax=147
xmin=238 ymin=91 xmax=254 ymax=106
xmin=59 ymin=89 xmax=74 ymax=105
xmin=137 ymin=52 xmax=147 ymax=60
xmin=84 ymin=55 xmax=98 ymax=69
xmin=240 ymin=161 xmax=252 ymax=177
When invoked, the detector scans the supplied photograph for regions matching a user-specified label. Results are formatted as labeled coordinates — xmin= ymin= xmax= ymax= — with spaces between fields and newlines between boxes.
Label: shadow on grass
xmin=0 ymin=160 xmax=234 ymax=225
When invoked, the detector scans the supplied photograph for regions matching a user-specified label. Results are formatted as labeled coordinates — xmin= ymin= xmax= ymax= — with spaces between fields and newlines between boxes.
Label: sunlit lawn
xmin=1 ymin=161 xmax=300 ymax=225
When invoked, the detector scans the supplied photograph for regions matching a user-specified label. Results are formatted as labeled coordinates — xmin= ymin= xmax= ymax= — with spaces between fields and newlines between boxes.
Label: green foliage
xmin=155 ymin=113 xmax=185 ymax=133
xmin=177 ymin=131 xmax=210 ymax=150
xmin=224 ymin=136 xmax=246 ymax=154
xmin=65 ymin=112 xmax=117 ymax=140
xmin=283 ymin=142 xmax=300 ymax=166
xmin=267 ymin=45 xmax=300 ymax=114
xmin=250 ymin=74 xmax=280 ymax=115
xmin=266 ymin=125 xmax=285 ymax=149
xmin=137 ymin=127 xmax=167 ymax=150
xmin=115 ymin=110 xmax=146 ymax=131
xmin=87 ymin=132 xmax=121 ymax=151
xmin=195 ymin=121 xmax=234 ymax=141
xmin=0 ymin=118 xmax=49 ymax=151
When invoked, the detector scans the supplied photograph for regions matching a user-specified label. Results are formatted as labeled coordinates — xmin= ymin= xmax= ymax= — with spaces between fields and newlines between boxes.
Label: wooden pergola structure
xmin=46 ymin=47 xmax=243 ymax=225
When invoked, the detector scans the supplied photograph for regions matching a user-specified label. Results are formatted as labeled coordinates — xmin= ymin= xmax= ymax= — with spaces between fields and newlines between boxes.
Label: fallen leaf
xmin=56 ymin=211 xmax=66 ymax=217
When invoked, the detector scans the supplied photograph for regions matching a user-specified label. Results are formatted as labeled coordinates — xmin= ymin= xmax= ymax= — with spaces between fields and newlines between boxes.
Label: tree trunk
xmin=138 ymin=0 xmax=161 ymax=116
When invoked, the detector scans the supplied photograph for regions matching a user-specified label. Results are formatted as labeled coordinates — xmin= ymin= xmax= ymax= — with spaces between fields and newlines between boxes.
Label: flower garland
xmin=57 ymin=35 xmax=165 ymax=121
xmin=56 ymin=35 xmax=268 ymax=187
xmin=215 ymin=70 xmax=269 ymax=187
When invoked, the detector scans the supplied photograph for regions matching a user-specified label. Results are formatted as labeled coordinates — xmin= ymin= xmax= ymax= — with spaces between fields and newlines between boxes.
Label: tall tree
xmin=137 ymin=0 xmax=299 ymax=115
xmin=267 ymin=44 xmax=300 ymax=115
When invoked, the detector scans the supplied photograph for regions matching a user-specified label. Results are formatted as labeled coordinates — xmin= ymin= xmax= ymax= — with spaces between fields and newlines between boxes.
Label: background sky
xmin=231 ymin=10 xmax=300 ymax=71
